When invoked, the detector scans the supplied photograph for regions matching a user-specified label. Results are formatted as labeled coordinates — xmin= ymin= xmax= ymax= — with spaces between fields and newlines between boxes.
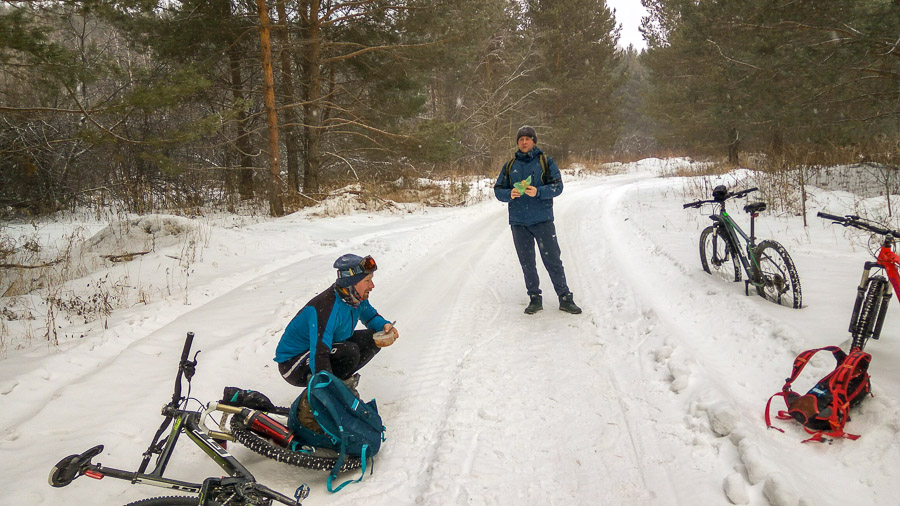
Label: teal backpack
xmin=288 ymin=371 xmax=385 ymax=492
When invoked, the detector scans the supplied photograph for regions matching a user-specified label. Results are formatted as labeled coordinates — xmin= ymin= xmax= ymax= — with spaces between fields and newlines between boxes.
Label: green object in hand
xmin=514 ymin=175 xmax=532 ymax=194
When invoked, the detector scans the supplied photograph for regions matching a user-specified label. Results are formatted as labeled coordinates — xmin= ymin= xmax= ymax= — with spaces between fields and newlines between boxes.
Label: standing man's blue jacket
xmin=274 ymin=286 xmax=389 ymax=374
xmin=493 ymin=146 xmax=564 ymax=226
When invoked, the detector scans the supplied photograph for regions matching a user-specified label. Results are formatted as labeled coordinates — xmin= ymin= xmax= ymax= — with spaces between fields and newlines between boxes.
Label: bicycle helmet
xmin=334 ymin=254 xmax=377 ymax=287
xmin=712 ymin=185 xmax=728 ymax=201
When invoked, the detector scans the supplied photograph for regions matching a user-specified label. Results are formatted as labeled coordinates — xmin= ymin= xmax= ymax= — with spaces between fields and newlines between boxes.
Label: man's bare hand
xmin=374 ymin=324 xmax=398 ymax=347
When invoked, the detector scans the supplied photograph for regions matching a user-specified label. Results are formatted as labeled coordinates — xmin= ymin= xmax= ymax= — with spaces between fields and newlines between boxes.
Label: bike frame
xmin=79 ymin=410 xmax=254 ymax=497
xmin=709 ymin=204 xmax=765 ymax=289
xmin=49 ymin=332 xmax=305 ymax=505
xmin=875 ymin=241 xmax=900 ymax=300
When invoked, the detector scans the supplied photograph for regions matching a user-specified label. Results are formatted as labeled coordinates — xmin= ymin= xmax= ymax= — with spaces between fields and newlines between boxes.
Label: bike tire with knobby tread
xmin=852 ymin=276 xmax=888 ymax=351
xmin=124 ymin=496 xmax=198 ymax=506
xmin=229 ymin=411 xmax=361 ymax=472
xmin=753 ymin=240 xmax=802 ymax=309
xmin=699 ymin=225 xmax=741 ymax=283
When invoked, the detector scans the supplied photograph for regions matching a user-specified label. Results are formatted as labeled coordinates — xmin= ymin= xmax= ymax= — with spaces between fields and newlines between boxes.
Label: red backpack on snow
xmin=765 ymin=346 xmax=872 ymax=442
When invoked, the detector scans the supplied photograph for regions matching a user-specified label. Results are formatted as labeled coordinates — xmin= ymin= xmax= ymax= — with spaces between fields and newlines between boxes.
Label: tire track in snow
xmin=561 ymin=174 xmax=851 ymax=505
xmin=563 ymin=175 xmax=761 ymax=504
xmin=358 ymin=176 xmax=666 ymax=505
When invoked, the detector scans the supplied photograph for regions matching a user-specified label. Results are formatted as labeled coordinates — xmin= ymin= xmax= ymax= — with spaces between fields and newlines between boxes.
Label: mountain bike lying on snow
xmin=49 ymin=332 xmax=316 ymax=506
xmin=817 ymin=212 xmax=900 ymax=351
xmin=683 ymin=185 xmax=802 ymax=308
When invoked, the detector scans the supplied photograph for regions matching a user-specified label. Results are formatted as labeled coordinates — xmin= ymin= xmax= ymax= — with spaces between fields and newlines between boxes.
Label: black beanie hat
xmin=516 ymin=125 xmax=537 ymax=143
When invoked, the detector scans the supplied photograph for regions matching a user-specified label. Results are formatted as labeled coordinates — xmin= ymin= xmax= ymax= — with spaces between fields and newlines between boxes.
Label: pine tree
xmin=525 ymin=0 xmax=623 ymax=159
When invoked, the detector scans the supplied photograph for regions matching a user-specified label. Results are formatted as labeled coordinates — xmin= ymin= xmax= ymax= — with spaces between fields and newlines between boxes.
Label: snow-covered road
xmin=2 ymin=161 xmax=898 ymax=505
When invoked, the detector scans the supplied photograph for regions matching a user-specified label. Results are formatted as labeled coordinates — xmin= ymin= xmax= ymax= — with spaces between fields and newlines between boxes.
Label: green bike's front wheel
xmin=753 ymin=240 xmax=802 ymax=309
xmin=124 ymin=496 xmax=198 ymax=506
xmin=700 ymin=225 xmax=741 ymax=283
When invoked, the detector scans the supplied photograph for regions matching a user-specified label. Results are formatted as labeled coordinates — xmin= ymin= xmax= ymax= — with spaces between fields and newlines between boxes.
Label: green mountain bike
xmin=49 ymin=332 xmax=311 ymax=506
xmin=684 ymin=185 xmax=802 ymax=309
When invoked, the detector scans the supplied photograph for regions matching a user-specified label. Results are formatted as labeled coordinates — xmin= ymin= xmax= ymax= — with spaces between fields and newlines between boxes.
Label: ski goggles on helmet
xmin=337 ymin=255 xmax=377 ymax=279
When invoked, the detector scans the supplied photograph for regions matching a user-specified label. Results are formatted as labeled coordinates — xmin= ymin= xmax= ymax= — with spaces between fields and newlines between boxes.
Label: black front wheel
xmin=700 ymin=225 xmax=741 ymax=283
xmin=124 ymin=496 xmax=198 ymax=506
xmin=851 ymin=276 xmax=889 ymax=351
xmin=753 ymin=240 xmax=802 ymax=309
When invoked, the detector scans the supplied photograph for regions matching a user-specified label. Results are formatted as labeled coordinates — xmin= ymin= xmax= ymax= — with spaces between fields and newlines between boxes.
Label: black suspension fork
xmin=856 ymin=261 xmax=894 ymax=341
xmin=849 ymin=262 xmax=885 ymax=335
xmin=849 ymin=263 xmax=875 ymax=334
xmin=872 ymin=277 xmax=893 ymax=340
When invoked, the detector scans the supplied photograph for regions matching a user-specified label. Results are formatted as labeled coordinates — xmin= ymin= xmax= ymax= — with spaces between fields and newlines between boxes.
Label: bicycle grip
xmin=817 ymin=211 xmax=845 ymax=222
xmin=179 ymin=332 xmax=195 ymax=365
xmin=171 ymin=332 xmax=195 ymax=404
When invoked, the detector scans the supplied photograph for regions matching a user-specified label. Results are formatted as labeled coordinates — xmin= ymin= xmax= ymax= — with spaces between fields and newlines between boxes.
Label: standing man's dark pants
xmin=278 ymin=329 xmax=380 ymax=387
xmin=511 ymin=220 xmax=570 ymax=296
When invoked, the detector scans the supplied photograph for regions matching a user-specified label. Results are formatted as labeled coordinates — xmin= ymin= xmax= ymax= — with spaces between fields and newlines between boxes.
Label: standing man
xmin=274 ymin=253 xmax=399 ymax=390
xmin=494 ymin=126 xmax=582 ymax=315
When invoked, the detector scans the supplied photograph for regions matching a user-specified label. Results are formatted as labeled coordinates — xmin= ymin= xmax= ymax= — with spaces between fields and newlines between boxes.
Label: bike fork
xmin=872 ymin=277 xmax=893 ymax=341
xmin=849 ymin=263 xmax=892 ymax=341
xmin=849 ymin=264 xmax=876 ymax=335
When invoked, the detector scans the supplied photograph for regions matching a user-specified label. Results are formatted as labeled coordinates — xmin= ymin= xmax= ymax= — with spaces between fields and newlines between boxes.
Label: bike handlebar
xmin=682 ymin=187 xmax=758 ymax=209
xmin=171 ymin=331 xmax=195 ymax=406
xmin=817 ymin=211 xmax=900 ymax=237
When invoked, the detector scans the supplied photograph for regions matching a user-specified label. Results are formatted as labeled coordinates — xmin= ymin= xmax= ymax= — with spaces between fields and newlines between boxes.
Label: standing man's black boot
xmin=524 ymin=294 xmax=543 ymax=314
xmin=558 ymin=292 xmax=582 ymax=314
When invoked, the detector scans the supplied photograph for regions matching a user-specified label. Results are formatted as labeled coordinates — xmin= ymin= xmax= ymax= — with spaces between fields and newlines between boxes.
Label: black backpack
xmin=502 ymin=153 xmax=557 ymax=186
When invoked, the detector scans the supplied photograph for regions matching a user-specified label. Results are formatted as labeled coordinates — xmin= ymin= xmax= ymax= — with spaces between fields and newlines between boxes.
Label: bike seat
xmin=49 ymin=444 xmax=104 ymax=487
xmin=744 ymin=202 xmax=766 ymax=214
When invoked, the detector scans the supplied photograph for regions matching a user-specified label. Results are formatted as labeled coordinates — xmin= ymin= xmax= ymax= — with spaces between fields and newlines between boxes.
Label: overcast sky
xmin=606 ymin=0 xmax=648 ymax=51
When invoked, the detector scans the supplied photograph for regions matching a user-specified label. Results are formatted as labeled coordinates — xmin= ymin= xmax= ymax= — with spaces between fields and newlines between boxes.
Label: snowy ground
xmin=1 ymin=159 xmax=899 ymax=505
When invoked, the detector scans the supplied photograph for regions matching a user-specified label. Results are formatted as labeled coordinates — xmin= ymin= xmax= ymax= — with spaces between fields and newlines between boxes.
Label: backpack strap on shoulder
xmin=503 ymin=158 xmax=515 ymax=185
xmin=539 ymin=154 xmax=548 ymax=184
xmin=505 ymin=154 xmax=555 ymax=185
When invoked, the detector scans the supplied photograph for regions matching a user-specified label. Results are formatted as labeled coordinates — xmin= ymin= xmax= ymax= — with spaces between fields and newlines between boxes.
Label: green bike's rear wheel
xmin=230 ymin=411 xmax=361 ymax=472
xmin=753 ymin=240 xmax=802 ymax=309
xmin=699 ymin=225 xmax=741 ymax=283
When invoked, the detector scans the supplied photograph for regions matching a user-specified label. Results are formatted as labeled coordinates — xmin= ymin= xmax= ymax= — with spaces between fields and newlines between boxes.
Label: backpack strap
xmin=765 ymin=346 xmax=870 ymax=442
xmin=327 ymin=444 xmax=370 ymax=493
xmin=806 ymin=349 xmax=870 ymax=442
xmin=505 ymin=154 xmax=555 ymax=186
xmin=764 ymin=346 xmax=845 ymax=432
xmin=784 ymin=346 xmax=844 ymax=390
xmin=308 ymin=371 xmax=377 ymax=493
xmin=539 ymin=153 xmax=551 ymax=185
xmin=503 ymin=158 xmax=515 ymax=186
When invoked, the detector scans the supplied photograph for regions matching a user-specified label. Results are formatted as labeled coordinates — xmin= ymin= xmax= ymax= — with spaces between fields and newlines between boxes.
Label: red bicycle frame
xmin=876 ymin=243 xmax=900 ymax=302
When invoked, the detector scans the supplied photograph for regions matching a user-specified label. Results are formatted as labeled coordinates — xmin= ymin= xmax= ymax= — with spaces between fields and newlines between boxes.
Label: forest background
xmin=0 ymin=0 xmax=897 ymax=219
